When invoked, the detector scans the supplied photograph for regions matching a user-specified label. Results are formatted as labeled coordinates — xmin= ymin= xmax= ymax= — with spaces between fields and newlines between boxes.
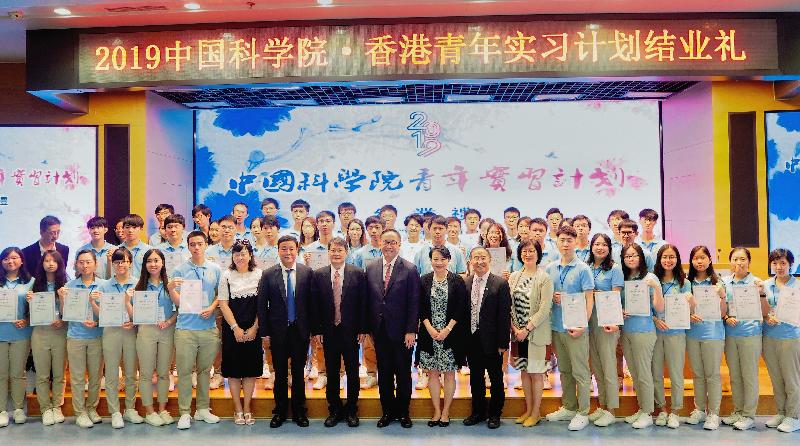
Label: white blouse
xmin=217 ymin=268 xmax=263 ymax=301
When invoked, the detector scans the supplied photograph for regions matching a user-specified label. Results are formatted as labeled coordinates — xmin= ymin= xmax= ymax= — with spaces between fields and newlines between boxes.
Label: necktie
xmin=384 ymin=262 xmax=392 ymax=294
xmin=471 ymin=276 xmax=483 ymax=334
xmin=286 ymin=268 xmax=295 ymax=323
xmin=333 ymin=269 xmax=342 ymax=326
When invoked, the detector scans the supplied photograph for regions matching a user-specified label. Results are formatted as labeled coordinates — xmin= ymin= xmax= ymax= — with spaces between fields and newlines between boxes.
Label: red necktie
xmin=384 ymin=262 xmax=392 ymax=293
xmin=333 ymin=269 xmax=342 ymax=326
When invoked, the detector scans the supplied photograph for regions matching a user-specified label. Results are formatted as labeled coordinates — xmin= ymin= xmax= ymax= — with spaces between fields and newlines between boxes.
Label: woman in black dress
xmin=218 ymin=241 xmax=263 ymax=425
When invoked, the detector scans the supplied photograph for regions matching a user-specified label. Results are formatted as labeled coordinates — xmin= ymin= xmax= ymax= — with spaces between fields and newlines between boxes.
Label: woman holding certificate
xmin=0 ymin=247 xmax=33 ymax=427
xmin=762 ymin=249 xmax=800 ymax=433
xmin=720 ymin=247 xmax=763 ymax=431
xmin=586 ymin=234 xmax=624 ymax=428
xmin=27 ymin=250 xmax=68 ymax=426
xmin=481 ymin=222 xmax=512 ymax=279
xmin=652 ymin=244 xmax=692 ymax=429
xmin=508 ymin=240 xmax=553 ymax=427
xmin=133 ymin=249 xmax=178 ymax=427
xmin=685 ymin=246 xmax=727 ymax=430
xmin=218 ymin=241 xmax=263 ymax=426
xmin=61 ymin=249 xmax=103 ymax=428
xmin=620 ymin=243 xmax=664 ymax=429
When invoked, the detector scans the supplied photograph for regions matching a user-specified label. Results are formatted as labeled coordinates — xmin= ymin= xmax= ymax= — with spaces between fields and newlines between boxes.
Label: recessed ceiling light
xmin=53 ymin=7 xmax=72 ymax=16
xmin=317 ymin=0 xmax=333 ymax=5
xmin=184 ymin=3 xmax=201 ymax=10
xmin=445 ymin=94 xmax=493 ymax=102
xmin=534 ymin=93 xmax=582 ymax=101
xmin=624 ymin=91 xmax=673 ymax=99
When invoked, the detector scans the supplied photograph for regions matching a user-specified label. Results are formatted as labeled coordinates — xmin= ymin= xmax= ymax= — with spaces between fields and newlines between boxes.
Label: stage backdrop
xmin=766 ymin=111 xmax=800 ymax=273
xmin=195 ymin=101 xmax=662 ymax=234
xmin=0 ymin=126 xmax=97 ymax=267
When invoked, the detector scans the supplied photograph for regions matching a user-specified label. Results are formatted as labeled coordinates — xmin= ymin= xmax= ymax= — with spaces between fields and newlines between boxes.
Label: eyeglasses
xmin=624 ymin=254 xmax=640 ymax=259
xmin=382 ymin=240 xmax=399 ymax=246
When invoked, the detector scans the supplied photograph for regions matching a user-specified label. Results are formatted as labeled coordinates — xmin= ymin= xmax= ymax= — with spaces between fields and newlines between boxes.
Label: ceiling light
xmin=317 ymin=0 xmax=333 ymax=5
xmin=445 ymin=94 xmax=493 ymax=102
xmin=183 ymin=3 xmax=201 ymax=10
xmin=624 ymin=91 xmax=673 ymax=99
xmin=53 ymin=7 xmax=72 ymax=16
xmin=184 ymin=101 xmax=229 ymax=108
xmin=534 ymin=93 xmax=582 ymax=101
xmin=356 ymin=97 xmax=404 ymax=104
xmin=271 ymin=99 xmax=317 ymax=106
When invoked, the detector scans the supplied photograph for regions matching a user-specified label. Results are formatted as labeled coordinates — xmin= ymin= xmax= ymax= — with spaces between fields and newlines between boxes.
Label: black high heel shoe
xmin=428 ymin=418 xmax=441 ymax=427
xmin=439 ymin=418 xmax=450 ymax=427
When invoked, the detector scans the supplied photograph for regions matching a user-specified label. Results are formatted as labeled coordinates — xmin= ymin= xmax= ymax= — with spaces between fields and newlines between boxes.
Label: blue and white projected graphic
xmin=0 ymin=126 xmax=97 ymax=265
xmin=195 ymin=101 xmax=662 ymax=232
xmin=766 ymin=111 xmax=800 ymax=273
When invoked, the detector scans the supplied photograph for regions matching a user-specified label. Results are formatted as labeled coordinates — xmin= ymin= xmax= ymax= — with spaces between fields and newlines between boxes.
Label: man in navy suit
xmin=311 ymin=237 xmax=368 ymax=428
xmin=22 ymin=215 xmax=69 ymax=273
xmin=257 ymin=235 xmax=314 ymax=428
xmin=365 ymin=229 xmax=420 ymax=428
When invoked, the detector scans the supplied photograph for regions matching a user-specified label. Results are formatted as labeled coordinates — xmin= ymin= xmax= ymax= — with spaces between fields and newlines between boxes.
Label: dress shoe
xmin=324 ymin=414 xmax=340 ymax=428
xmin=439 ymin=418 xmax=450 ymax=427
xmin=399 ymin=414 xmax=413 ymax=428
xmin=270 ymin=414 xmax=286 ymax=428
xmin=487 ymin=416 xmax=501 ymax=429
xmin=427 ymin=419 xmax=440 ymax=427
xmin=377 ymin=414 xmax=393 ymax=428
xmin=346 ymin=413 xmax=360 ymax=427
xmin=463 ymin=414 xmax=486 ymax=426
xmin=293 ymin=415 xmax=310 ymax=427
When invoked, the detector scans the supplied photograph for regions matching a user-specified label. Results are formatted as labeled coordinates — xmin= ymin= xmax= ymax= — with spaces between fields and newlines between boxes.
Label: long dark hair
xmin=346 ymin=218 xmax=367 ymax=248
xmin=654 ymin=244 xmax=686 ymax=287
xmin=482 ymin=222 xmax=512 ymax=260
xmin=687 ymin=245 xmax=719 ymax=285
xmin=586 ymin=233 xmax=614 ymax=271
xmin=621 ymin=243 xmax=647 ymax=280
xmin=32 ymin=250 xmax=68 ymax=292
xmin=135 ymin=249 xmax=169 ymax=291
xmin=0 ymin=247 xmax=31 ymax=286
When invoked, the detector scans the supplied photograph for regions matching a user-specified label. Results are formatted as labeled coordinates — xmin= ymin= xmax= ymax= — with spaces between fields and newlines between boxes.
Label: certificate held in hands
xmin=664 ymin=294 xmax=691 ymax=330
xmin=179 ymin=279 xmax=204 ymax=314
xmin=730 ymin=285 xmax=763 ymax=322
xmin=307 ymin=251 xmax=331 ymax=271
xmin=487 ymin=248 xmax=507 ymax=276
xmin=561 ymin=293 xmax=589 ymax=329
xmin=133 ymin=291 xmax=159 ymax=325
xmin=0 ymin=289 xmax=18 ymax=322
xmin=99 ymin=293 xmax=126 ymax=327
xmin=776 ymin=287 xmax=800 ymax=328
xmin=62 ymin=288 xmax=91 ymax=322
xmin=29 ymin=292 xmax=57 ymax=326
xmin=595 ymin=291 xmax=624 ymax=326
xmin=693 ymin=285 xmax=722 ymax=321
xmin=624 ymin=280 xmax=651 ymax=316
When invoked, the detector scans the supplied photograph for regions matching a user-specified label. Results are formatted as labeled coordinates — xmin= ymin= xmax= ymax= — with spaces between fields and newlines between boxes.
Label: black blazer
xmin=463 ymin=273 xmax=511 ymax=355
xmin=257 ymin=263 xmax=314 ymax=341
xmin=417 ymin=271 xmax=468 ymax=366
xmin=22 ymin=242 xmax=69 ymax=275
xmin=311 ymin=264 xmax=368 ymax=337
xmin=365 ymin=256 xmax=421 ymax=342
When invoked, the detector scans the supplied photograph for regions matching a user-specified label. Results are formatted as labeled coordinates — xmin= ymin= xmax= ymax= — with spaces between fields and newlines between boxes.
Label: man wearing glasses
xmin=23 ymin=215 xmax=70 ymax=272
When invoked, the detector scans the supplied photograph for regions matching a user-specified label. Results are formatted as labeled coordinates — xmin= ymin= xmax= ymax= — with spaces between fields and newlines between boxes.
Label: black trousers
xmin=373 ymin=323 xmax=413 ymax=417
xmin=466 ymin=330 xmax=505 ymax=417
xmin=271 ymin=323 xmax=309 ymax=418
xmin=323 ymin=325 xmax=361 ymax=415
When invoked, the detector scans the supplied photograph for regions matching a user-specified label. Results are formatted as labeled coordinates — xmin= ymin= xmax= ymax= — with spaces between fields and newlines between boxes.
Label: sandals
xmin=244 ymin=413 xmax=255 ymax=425
xmin=234 ymin=412 xmax=245 ymax=425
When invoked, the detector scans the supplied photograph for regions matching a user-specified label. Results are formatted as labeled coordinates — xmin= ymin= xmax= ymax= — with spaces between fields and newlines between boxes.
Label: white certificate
xmin=210 ymin=255 xmax=231 ymax=269
xmin=179 ymin=279 xmax=204 ymax=314
xmin=254 ymin=256 xmax=277 ymax=271
xmin=624 ymin=280 xmax=651 ymax=316
xmin=561 ymin=293 xmax=588 ymax=329
xmin=307 ymin=251 xmax=330 ymax=270
xmin=776 ymin=287 xmax=800 ymax=328
xmin=133 ymin=291 xmax=159 ymax=325
xmin=487 ymin=247 xmax=507 ymax=276
xmin=0 ymin=289 xmax=18 ymax=322
xmin=664 ymin=294 xmax=691 ymax=330
xmin=163 ymin=251 xmax=188 ymax=276
xmin=731 ymin=285 xmax=763 ymax=321
xmin=99 ymin=292 xmax=126 ymax=327
xmin=595 ymin=291 xmax=624 ymax=326
xmin=62 ymin=288 xmax=91 ymax=322
xmin=693 ymin=285 xmax=722 ymax=321
xmin=29 ymin=292 xmax=57 ymax=326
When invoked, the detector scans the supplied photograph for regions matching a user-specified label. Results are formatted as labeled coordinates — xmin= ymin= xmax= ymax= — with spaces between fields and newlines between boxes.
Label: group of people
xmin=0 ymin=199 xmax=798 ymax=435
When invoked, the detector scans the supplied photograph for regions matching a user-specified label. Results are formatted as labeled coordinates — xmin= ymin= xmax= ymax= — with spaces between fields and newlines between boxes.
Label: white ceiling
xmin=1 ymin=0 xmax=798 ymax=62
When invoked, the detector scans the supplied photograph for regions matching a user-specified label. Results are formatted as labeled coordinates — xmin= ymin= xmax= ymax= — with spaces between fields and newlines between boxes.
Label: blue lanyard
xmin=3 ymin=280 xmax=20 ymax=290
xmin=662 ymin=282 xmax=676 ymax=295
xmin=559 ymin=265 xmax=574 ymax=288
xmin=192 ymin=266 xmax=205 ymax=281
xmin=114 ymin=281 xmax=131 ymax=294
xmin=592 ymin=267 xmax=604 ymax=282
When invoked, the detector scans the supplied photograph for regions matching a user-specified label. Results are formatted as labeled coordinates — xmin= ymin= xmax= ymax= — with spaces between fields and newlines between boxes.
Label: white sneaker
xmin=633 ymin=414 xmax=653 ymax=429
xmin=191 ymin=372 xmax=198 ymax=389
xmin=159 ymin=410 xmax=175 ymax=425
xmin=361 ymin=374 xmax=377 ymax=389
xmin=124 ymin=408 xmax=144 ymax=424
xmin=111 ymin=412 xmax=124 ymax=429
xmin=76 ymin=413 xmax=94 ymax=428
xmin=546 ymin=407 xmax=577 ymax=422
xmin=460 ymin=366 xmax=470 ymax=375
xmin=416 ymin=372 xmax=429 ymax=390
xmin=594 ymin=410 xmax=616 ymax=427
xmin=52 ymin=408 xmax=65 ymax=423
xmin=308 ymin=366 xmax=319 ymax=380
xmin=194 ymin=409 xmax=220 ymax=424
xmin=543 ymin=373 xmax=552 ymax=390
xmin=722 ymin=412 xmax=742 ymax=425
xmin=209 ymin=373 xmax=224 ymax=390
xmin=667 ymin=413 xmax=680 ymax=429
xmin=778 ymin=417 xmax=800 ymax=433
xmin=339 ymin=375 xmax=345 ymax=390
xmin=625 ymin=411 xmax=643 ymax=424
xmin=262 ymin=364 xmax=271 ymax=378
xmin=588 ymin=408 xmax=604 ymax=422
xmin=145 ymin=411 xmax=164 ymax=427
xmin=100 ymin=376 xmax=106 ymax=390
xmin=703 ymin=414 xmax=720 ymax=430
xmin=313 ymin=374 xmax=327 ymax=390
xmin=359 ymin=365 xmax=367 ymax=378
xmin=168 ymin=374 xmax=176 ymax=392
xmin=767 ymin=414 xmax=786 ymax=428
xmin=655 ymin=412 xmax=668 ymax=426
xmin=568 ymin=414 xmax=590 ymax=431
xmin=484 ymin=372 xmax=491 ymax=389
xmin=177 ymin=414 xmax=192 ymax=430
xmin=42 ymin=409 xmax=55 ymax=426
xmin=0 ymin=411 xmax=8 ymax=428
xmin=685 ymin=409 xmax=706 ymax=425
xmin=12 ymin=409 xmax=26 ymax=424
xmin=264 ymin=375 xmax=274 ymax=390
xmin=87 ymin=409 xmax=102 ymax=424
xmin=734 ymin=417 xmax=754 ymax=430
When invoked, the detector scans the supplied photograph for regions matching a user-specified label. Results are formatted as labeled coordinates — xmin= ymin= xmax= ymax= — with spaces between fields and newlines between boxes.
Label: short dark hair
xmin=39 ymin=215 xmax=61 ymax=232
xmin=290 ymin=199 xmax=310 ymax=211
xmin=154 ymin=204 xmax=174 ymax=215
xmin=364 ymin=215 xmax=385 ymax=228
xmin=230 ymin=241 xmax=256 ymax=271
xmin=261 ymin=198 xmax=279 ymax=209
xmin=316 ymin=210 xmax=336 ymax=222
xmin=403 ymin=213 xmax=424 ymax=227
xmin=381 ymin=228 xmax=401 ymax=240
xmin=556 ymin=226 xmax=577 ymax=239
xmin=192 ymin=204 xmax=211 ymax=218
xmin=337 ymin=202 xmax=356 ymax=214
xmin=429 ymin=215 xmax=448 ymax=228
xmin=277 ymin=235 xmax=300 ymax=248
xmin=429 ymin=246 xmax=452 ymax=260
xmin=186 ymin=230 xmax=207 ymax=243
xmin=464 ymin=208 xmax=482 ymax=219
xmin=445 ymin=216 xmax=461 ymax=227
xmin=607 ymin=209 xmax=629 ymax=223
xmin=86 ymin=216 xmax=108 ymax=229
xmin=328 ymin=237 xmax=348 ymax=251
xmin=516 ymin=239 xmax=542 ymax=265
xmin=122 ymin=214 xmax=145 ymax=228
xmin=164 ymin=214 xmax=186 ymax=228
xmin=529 ymin=217 xmax=547 ymax=229
xmin=503 ymin=207 xmax=520 ymax=217
xmin=618 ymin=219 xmax=639 ymax=233
xmin=768 ymin=248 xmax=795 ymax=266
xmin=639 ymin=208 xmax=659 ymax=221
xmin=546 ymin=207 xmax=562 ymax=218
xmin=217 ymin=215 xmax=236 ymax=226
xmin=233 ymin=202 xmax=249 ymax=211
xmin=729 ymin=246 xmax=752 ymax=262
xmin=572 ymin=214 xmax=591 ymax=229
xmin=470 ymin=246 xmax=491 ymax=260
xmin=379 ymin=204 xmax=398 ymax=215
xmin=111 ymin=246 xmax=133 ymax=263
xmin=261 ymin=215 xmax=280 ymax=229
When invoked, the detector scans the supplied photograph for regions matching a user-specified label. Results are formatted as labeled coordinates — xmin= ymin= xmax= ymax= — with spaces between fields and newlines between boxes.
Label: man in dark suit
xmin=257 ymin=235 xmax=314 ymax=428
xmin=311 ymin=237 xmax=368 ymax=428
xmin=462 ymin=246 xmax=511 ymax=429
xmin=22 ymin=215 xmax=70 ymax=273
xmin=365 ymin=229 xmax=420 ymax=428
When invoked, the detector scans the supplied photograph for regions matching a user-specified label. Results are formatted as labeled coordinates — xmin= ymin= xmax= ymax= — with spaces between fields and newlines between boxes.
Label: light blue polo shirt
xmin=207 ymin=243 xmax=234 ymax=269
xmin=123 ymin=241 xmax=153 ymax=279
xmin=353 ymin=245 xmax=383 ymax=270
xmin=158 ymin=241 xmax=189 ymax=253
xmin=721 ymin=273 xmax=762 ymax=338
xmin=78 ymin=241 xmax=115 ymax=280
xmin=547 ymin=257 xmax=595 ymax=333
xmin=279 ymin=228 xmax=301 ymax=240
xmin=688 ymin=278 xmax=726 ymax=341
xmin=613 ymin=243 xmax=655 ymax=272
xmin=299 ymin=240 xmax=328 ymax=265
xmin=637 ymin=237 xmax=666 ymax=258
xmin=65 ymin=277 xmax=103 ymax=339
xmin=575 ymin=245 xmax=592 ymax=264
xmin=414 ymin=241 xmax=467 ymax=275
xmin=131 ymin=281 xmax=175 ymax=323
xmin=589 ymin=264 xmax=624 ymax=329
xmin=97 ymin=275 xmax=136 ymax=324
xmin=254 ymin=243 xmax=279 ymax=260
xmin=172 ymin=260 xmax=221 ymax=331
xmin=656 ymin=278 xmax=692 ymax=336
xmin=763 ymin=276 xmax=800 ymax=340
xmin=0 ymin=277 xmax=34 ymax=341
xmin=621 ymin=272 xmax=658 ymax=333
